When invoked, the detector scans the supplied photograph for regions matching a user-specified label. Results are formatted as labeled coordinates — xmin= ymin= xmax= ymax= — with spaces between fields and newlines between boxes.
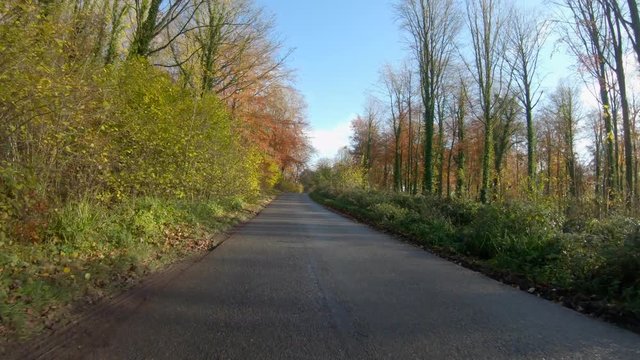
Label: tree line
xmin=0 ymin=0 xmax=312 ymax=242
xmin=320 ymin=0 xmax=640 ymax=216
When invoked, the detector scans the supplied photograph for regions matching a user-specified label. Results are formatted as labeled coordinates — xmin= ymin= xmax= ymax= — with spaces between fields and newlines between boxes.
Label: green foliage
xmin=305 ymin=160 xmax=365 ymax=191
xmin=275 ymin=179 xmax=304 ymax=193
xmin=464 ymin=201 xmax=563 ymax=261
xmin=370 ymin=202 xmax=409 ymax=223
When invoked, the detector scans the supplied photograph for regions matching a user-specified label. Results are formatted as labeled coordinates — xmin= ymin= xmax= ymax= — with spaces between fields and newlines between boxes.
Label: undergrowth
xmin=0 ymin=195 xmax=268 ymax=339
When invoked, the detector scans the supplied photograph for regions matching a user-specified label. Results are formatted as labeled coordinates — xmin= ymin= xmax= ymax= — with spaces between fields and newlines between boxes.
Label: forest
xmin=0 ymin=0 xmax=311 ymax=337
xmin=306 ymin=0 xmax=640 ymax=329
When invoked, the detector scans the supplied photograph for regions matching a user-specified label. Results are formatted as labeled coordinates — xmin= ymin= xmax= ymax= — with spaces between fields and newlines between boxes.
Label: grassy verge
xmin=0 ymin=195 xmax=271 ymax=339
xmin=311 ymin=187 xmax=640 ymax=331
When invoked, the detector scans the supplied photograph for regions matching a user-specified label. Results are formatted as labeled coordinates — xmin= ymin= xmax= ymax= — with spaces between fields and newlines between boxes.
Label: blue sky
xmin=256 ymin=0 xmax=406 ymax=159
xmin=255 ymin=0 xmax=602 ymax=161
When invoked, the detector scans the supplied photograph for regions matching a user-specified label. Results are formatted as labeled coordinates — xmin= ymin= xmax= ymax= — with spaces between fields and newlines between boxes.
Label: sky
xmin=255 ymin=0 xmax=630 ymax=163
xmin=256 ymin=0 xmax=406 ymax=161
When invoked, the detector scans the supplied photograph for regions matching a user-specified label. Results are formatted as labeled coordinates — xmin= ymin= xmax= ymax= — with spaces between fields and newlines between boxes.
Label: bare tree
xmin=351 ymin=97 xmax=382 ymax=187
xmin=627 ymin=0 xmax=640 ymax=65
xmin=402 ymin=66 xmax=419 ymax=193
xmin=608 ymin=0 xmax=640 ymax=66
xmin=105 ymin=0 xmax=128 ymax=64
xmin=492 ymin=93 xmax=521 ymax=193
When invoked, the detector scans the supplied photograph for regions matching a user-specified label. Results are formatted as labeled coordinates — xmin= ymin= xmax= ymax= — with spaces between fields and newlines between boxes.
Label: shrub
xmin=369 ymin=202 xmax=409 ymax=224
xmin=463 ymin=201 xmax=563 ymax=261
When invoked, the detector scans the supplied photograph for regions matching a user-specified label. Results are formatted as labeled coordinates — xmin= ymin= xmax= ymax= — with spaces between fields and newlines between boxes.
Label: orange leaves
xmin=234 ymin=84 xmax=312 ymax=183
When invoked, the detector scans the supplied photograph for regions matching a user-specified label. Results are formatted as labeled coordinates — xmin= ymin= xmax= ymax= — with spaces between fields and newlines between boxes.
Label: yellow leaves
xmin=607 ymin=131 xmax=615 ymax=143
xmin=62 ymin=267 xmax=71 ymax=274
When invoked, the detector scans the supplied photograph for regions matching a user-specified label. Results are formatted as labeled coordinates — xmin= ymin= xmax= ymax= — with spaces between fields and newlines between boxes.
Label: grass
xmin=0 ymin=195 xmax=270 ymax=339
xmin=311 ymin=187 xmax=640 ymax=330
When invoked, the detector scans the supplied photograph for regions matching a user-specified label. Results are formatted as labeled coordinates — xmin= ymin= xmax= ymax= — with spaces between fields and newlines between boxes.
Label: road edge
xmin=308 ymin=191 xmax=640 ymax=335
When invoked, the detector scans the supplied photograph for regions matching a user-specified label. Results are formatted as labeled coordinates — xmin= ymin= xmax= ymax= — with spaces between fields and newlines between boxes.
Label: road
xmin=39 ymin=194 xmax=640 ymax=359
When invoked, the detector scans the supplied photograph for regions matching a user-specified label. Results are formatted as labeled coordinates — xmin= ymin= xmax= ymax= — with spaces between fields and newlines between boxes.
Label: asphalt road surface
xmin=58 ymin=194 xmax=640 ymax=359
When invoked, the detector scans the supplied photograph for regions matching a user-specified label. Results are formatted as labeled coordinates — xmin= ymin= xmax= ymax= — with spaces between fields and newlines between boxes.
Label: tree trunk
xmin=524 ymin=81 xmax=536 ymax=189
xmin=455 ymin=85 xmax=467 ymax=198
xmin=394 ymin=136 xmax=402 ymax=192
xmin=423 ymin=109 xmax=435 ymax=194
xmin=607 ymin=7 xmax=635 ymax=200
xmin=437 ymin=101 xmax=445 ymax=197
xmin=129 ymin=0 xmax=163 ymax=58
xmin=546 ymin=133 xmax=552 ymax=196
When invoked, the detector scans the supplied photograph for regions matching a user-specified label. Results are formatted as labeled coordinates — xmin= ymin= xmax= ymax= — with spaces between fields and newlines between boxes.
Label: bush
xmin=464 ymin=201 xmax=563 ymax=261
xmin=584 ymin=219 xmax=640 ymax=303
xmin=369 ymin=203 xmax=409 ymax=223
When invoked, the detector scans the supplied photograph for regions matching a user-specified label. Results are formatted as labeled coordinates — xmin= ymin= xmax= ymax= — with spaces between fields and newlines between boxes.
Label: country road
xmin=24 ymin=194 xmax=640 ymax=359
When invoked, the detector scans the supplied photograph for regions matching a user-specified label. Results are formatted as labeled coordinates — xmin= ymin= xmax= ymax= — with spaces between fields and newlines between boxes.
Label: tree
xmin=452 ymin=80 xmax=468 ymax=197
xmin=608 ymin=0 xmax=640 ymax=66
xmin=128 ymin=0 xmax=196 ymax=58
xmin=492 ymin=94 xmax=522 ymax=193
xmin=105 ymin=0 xmax=128 ymax=64
xmin=436 ymin=88 xmax=447 ymax=196
xmin=550 ymin=83 xmax=581 ymax=198
xmin=381 ymin=63 xmax=412 ymax=192
xmin=396 ymin=0 xmax=460 ymax=194
xmin=626 ymin=0 xmax=640 ymax=65
xmin=602 ymin=0 xmax=634 ymax=201
xmin=466 ymin=0 xmax=509 ymax=203
xmin=187 ymin=0 xmax=288 ymax=100
xmin=560 ymin=0 xmax=616 ymax=205
xmin=505 ymin=9 xmax=547 ymax=189
xmin=351 ymin=98 xmax=382 ymax=186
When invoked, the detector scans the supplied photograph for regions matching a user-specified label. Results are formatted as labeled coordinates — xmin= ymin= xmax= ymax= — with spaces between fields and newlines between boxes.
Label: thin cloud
xmin=309 ymin=116 xmax=354 ymax=163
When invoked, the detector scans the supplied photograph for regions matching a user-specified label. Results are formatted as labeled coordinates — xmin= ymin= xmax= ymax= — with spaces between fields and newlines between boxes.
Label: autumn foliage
xmin=0 ymin=0 xmax=310 ymax=337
